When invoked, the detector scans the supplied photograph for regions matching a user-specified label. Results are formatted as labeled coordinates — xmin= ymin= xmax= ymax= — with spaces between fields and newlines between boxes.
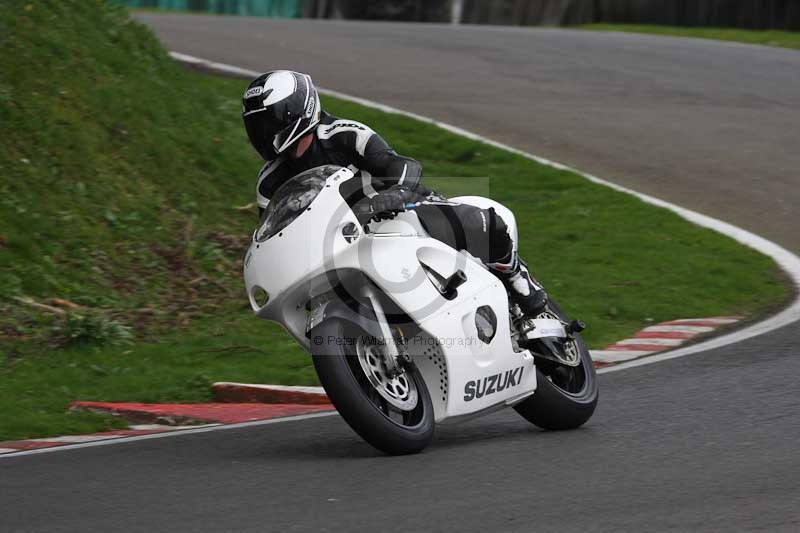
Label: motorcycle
xmin=243 ymin=165 xmax=598 ymax=454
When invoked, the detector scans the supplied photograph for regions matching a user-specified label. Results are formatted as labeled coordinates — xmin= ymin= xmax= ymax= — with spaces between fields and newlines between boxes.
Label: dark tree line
xmin=304 ymin=0 xmax=800 ymax=30
xmin=301 ymin=0 xmax=449 ymax=21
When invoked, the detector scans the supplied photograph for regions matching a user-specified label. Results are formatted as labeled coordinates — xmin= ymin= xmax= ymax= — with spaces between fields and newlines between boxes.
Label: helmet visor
xmin=272 ymin=116 xmax=313 ymax=154
xmin=244 ymin=108 xmax=292 ymax=159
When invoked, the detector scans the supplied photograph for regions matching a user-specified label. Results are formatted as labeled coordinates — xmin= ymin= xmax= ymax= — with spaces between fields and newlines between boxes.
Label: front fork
xmin=359 ymin=285 xmax=413 ymax=377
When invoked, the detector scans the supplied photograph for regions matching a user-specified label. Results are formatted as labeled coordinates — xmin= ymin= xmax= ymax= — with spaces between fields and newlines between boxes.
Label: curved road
xmin=3 ymin=15 xmax=799 ymax=532
xmin=141 ymin=15 xmax=800 ymax=250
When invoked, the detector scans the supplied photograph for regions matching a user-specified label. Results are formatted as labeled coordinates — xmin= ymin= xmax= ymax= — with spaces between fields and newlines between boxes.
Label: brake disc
xmin=356 ymin=341 xmax=418 ymax=411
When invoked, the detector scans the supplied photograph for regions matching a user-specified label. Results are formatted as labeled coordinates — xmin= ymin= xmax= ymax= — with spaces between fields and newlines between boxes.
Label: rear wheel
xmin=311 ymin=318 xmax=435 ymax=454
xmin=514 ymin=300 xmax=598 ymax=430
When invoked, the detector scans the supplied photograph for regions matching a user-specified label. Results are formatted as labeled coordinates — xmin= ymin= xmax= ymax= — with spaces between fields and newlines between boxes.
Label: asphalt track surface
xmin=3 ymin=16 xmax=799 ymax=532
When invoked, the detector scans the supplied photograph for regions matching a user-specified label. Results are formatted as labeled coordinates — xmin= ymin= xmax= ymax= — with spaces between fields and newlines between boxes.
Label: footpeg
xmin=565 ymin=319 xmax=586 ymax=335
xmin=442 ymin=270 xmax=467 ymax=299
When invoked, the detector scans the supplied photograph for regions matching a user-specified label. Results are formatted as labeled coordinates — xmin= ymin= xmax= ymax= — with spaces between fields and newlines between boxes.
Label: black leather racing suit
xmin=255 ymin=112 xmax=514 ymax=265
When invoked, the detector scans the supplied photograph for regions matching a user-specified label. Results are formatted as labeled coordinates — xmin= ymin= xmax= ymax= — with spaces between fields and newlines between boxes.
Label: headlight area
xmin=248 ymin=285 xmax=270 ymax=311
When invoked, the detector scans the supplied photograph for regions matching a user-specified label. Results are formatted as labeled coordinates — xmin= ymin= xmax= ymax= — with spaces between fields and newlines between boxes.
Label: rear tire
xmin=311 ymin=318 xmax=435 ymax=454
xmin=514 ymin=300 xmax=598 ymax=430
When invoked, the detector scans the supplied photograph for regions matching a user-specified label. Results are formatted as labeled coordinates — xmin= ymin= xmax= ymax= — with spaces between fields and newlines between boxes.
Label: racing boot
xmin=488 ymin=252 xmax=548 ymax=317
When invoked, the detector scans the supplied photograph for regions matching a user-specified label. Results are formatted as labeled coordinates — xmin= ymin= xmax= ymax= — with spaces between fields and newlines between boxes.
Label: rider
xmin=242 ymin=70 xmax=547 ymax=317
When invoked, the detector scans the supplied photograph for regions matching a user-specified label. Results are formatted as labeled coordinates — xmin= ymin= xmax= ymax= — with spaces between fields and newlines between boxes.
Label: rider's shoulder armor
xmin=315 ymin=114 xmax=377 ymax=158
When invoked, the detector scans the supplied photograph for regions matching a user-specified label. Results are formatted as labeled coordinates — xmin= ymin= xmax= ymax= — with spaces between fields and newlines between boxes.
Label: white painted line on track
xmin=640 ymin=325 xmax=714 ymax=334
xmin=128 ymin=423 xmax=220 ymax=431
xmin=615 ymin=338 xmax=685 ymax=347
xmin=214 ymin=382 xmax=326 ymax=394
xmin=6 ymin=52 xmax=796 ymax=459
xmin=590 ymin=350 xmax=654 ymax=363
xmin=29 ymin=435 xmax=125 ymax=443
xmin=0 ymin=412 xmax=337 ymax=459
xmin=665 ymin=317 xmax=741 ymax=325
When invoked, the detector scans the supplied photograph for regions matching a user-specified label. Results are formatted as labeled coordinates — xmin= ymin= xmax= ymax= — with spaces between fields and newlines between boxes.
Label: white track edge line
xmin=167 ymin=52 xmax=800 ymax=371
xmin=0 ymin=411 xmax=338 ymax=459
xmin=214 ymin=382 xmax=326 ymax=394
xmin=6 ymin=52 xmax=795 ymax=459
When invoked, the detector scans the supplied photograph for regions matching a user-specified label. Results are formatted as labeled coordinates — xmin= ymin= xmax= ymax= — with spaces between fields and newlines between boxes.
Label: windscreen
xmin=255 ymin=165 xmax=341 ymax=242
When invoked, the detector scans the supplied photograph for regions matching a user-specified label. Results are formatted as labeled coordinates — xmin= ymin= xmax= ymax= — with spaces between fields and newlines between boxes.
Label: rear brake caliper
xmin=565 ymin=319 xmax=586 ymax=336
xmin=518 ymin=314 xmax=585 ymax=367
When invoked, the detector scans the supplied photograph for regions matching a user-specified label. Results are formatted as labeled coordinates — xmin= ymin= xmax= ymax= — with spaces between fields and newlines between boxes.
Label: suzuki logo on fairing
xmin=463 ymin=366 xmax=524 ymax=402
xmin=401 ymin=267 xmax=411 ymax=280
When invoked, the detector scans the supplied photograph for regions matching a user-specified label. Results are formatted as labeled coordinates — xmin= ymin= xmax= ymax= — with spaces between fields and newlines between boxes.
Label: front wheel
xmin=514 ymin=300 xmax=598 ymax=430
xmin=311 ymin=318 xmax=435 ymax=454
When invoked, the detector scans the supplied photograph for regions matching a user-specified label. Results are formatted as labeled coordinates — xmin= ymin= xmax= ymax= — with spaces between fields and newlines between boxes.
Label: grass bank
xmin=575 ymin=24 xmax=800 ymax=50
xmin=0 ymin=1 xmax=788 ymax=440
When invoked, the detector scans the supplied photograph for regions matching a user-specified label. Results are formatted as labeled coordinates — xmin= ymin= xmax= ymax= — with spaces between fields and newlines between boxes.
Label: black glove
xmin=369 ymin=185 xmax=414 ymax=216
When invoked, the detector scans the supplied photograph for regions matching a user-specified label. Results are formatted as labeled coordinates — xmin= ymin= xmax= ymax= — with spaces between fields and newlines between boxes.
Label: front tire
xmin=311 ymin=318 xmax=435 ymax=454
xmin=514 ymin=300 xmax=599 ymax=430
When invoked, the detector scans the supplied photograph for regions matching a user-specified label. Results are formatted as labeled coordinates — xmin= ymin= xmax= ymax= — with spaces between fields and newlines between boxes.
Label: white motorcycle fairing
xmin=243 ymin=166 xmax=538 ymax=422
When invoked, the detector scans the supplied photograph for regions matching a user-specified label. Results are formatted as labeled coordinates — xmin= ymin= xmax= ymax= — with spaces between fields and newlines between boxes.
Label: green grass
xmin=575 ymin=24 xmax=800 ymax=50
xmin=0 ymin=1 xmax=789 ymax=440
xmin=0 ymin=314 xmax=318 ymax=438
